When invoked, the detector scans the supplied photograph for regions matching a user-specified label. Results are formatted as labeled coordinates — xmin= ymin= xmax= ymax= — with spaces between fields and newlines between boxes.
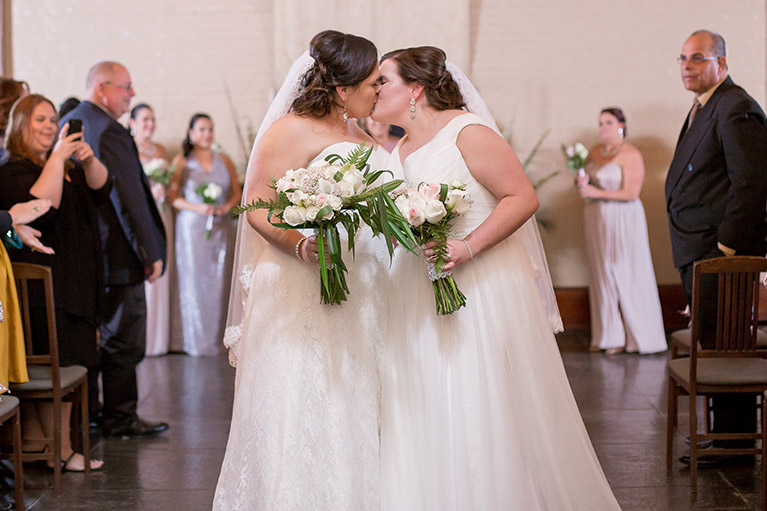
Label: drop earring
xmin=409 ymin=97 xmax=416 ymax=119
xmin=343 ymin=101 xmax=348 ymax=122
xmin=618 ymin=127 xmax=624 ymax=138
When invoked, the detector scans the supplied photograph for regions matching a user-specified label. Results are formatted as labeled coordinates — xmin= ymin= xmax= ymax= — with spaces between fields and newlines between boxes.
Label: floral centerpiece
xmin=394 ymin=180 xmax=472 ymax=315
xmin=561 ymin=142 xmax=589 ymax=177
xmin=234 ymin=143 xmax=416 ymax=305
xmin=196 ymin=183 xmax=223 ymax=240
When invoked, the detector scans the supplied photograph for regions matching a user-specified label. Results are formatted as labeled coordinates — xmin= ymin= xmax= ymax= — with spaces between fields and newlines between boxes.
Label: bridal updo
xmin=291 ymin=30 xmax=378 ymax=119
xmin=381 ymin=46 xmax=465 ymax=111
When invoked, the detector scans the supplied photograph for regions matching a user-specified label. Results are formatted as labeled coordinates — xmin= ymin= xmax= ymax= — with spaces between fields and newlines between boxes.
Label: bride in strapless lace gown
xmin=213 ymin=32 xmax=391 ymax=511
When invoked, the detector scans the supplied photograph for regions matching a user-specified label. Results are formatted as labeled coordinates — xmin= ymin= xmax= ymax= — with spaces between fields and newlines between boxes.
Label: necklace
xmin=600 ymin=143 xmax=623 ymax=159
xmin=137 ymin=142 xmax=157 ymax=158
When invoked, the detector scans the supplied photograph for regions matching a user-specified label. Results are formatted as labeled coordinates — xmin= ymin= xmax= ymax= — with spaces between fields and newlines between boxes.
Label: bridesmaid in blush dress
xmin=130 ymin=103 xmax=172 ymax=356
xmin=576 ymin=107 xmax=667 ymax=354
xmin=168 ymin=113 xmax=241 ymax=357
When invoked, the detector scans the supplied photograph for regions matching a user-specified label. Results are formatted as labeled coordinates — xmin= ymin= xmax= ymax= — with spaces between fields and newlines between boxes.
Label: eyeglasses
xmin=104 ymin=81 xmax=134 ymax=92
xmin=677 ymin=54 xmax=722 ymax=65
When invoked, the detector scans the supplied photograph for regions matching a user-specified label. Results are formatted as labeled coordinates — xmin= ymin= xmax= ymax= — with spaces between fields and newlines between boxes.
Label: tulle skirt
xmin=382 ymin=232 xmax=621 ymax=510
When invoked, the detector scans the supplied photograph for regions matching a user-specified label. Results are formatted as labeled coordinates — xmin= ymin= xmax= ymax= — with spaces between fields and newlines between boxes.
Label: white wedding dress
xmin=381 ymin=113 xmax=621 ymax=510
xmin=213 ymin=143 xmax=391 ymax=511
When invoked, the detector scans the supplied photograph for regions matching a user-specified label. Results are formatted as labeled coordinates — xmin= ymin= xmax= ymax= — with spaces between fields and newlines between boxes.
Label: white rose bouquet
xmin=142 ymin=158 xmax=173 ymax=186
xmin=195 ymin=182 xmax=223 ymax=240
xmin=394 ymin=180 xmax=471 ymax=315
xmin=234 ymin=143 xmax=416 ymax=305
xmin=561 ymin=142 xmax=589 ymax=176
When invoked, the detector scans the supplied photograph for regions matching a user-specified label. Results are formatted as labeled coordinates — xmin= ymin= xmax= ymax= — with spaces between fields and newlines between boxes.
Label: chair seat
xmin=0 ymin=395 xmax=19 ymax=418
xmin=9 ymin=365 xmax=87 ymax=392
xmin=670 ymin=327 xmax=767 ymax=349
xmin=669 ymin=357 xmax=767 ymax=386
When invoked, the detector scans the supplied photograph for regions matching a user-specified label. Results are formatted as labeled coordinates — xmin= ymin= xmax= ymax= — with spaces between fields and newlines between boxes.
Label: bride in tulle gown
xmin=213 ymin=31 xmax=391 ymax=510
xmin=373 ymin=47 xmax=622 ymax=510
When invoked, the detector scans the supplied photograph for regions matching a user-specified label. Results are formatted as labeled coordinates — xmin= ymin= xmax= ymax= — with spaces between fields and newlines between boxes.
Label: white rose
xmin=575 ymin=142 xmax=588 ymax=159
xmin=424 ymin=200 xmax=447 ymax=224
xmin=203 ymin=183 xmax=223 ymax=200
xmin=565 ymin=145 xmax=575 ymax=158
xmin=283 ymin=206 xmax=308 ymax=226
xmin=320 ymin=208 xmax=335 ymax=221
xmin=335 ymin=181 xmax=356 ymax=198
xmin=305 ymin=206 xmax=320 ymax=222
xmin=450 ymin=179 xmax=466 ymax=190
xmin=325 ymin=164 xmax=344 ymax=180
xmin=341 ymin=168 xmax=365 ymax=193
xmin=445 ymin=189 xmax=471 ymax=215
xmin=275 ymin=177 xmax=293 ymax=193
xmin=395 ymin=194 xmax=410 ymax=217
xmin=328 ymin=195 xmax=343 ymax=211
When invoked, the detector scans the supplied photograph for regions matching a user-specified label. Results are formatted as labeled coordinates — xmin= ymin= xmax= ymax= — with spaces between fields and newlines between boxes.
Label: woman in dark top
xmin=0 ymin=94 xmax=106 ymax=471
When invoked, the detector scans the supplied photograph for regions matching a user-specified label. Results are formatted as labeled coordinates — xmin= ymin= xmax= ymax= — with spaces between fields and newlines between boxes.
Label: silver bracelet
xmin=462 ymin=238 xmax=474 ymax=261
xmin=295 ymin=236 xmax=307 ymax=261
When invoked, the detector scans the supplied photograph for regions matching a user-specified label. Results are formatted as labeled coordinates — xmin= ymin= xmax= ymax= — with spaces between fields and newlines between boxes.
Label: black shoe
xmin=104 ymin=418 xmax=169 ymax=438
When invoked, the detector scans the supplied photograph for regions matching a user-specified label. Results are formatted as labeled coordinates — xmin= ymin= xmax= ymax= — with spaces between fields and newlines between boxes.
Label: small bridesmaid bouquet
xmin=393 ymin=180 xmax=471 ymax=315
xmin=561 ymin=142 xmax=589 ymax=177
xmin=196 ymin=183 xmax=223 ymax=240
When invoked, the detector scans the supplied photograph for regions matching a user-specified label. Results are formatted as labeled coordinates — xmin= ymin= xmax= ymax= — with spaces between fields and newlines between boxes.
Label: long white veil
xmin=446 ymin=61 xmax=563 ymax=333
xmin=223 ymin=51 xmax=316 ymax=366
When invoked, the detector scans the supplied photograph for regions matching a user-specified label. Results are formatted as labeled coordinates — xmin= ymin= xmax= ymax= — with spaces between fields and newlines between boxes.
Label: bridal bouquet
xmin=561 ymin=142 xmax=589 ymax=176
xmin=196 ymin=182 xmax=223 ymax=240
xmin=234 ymin=143 xmax=415 ymax=305
xmin=394 ymin=180 xmax=471 ymax=315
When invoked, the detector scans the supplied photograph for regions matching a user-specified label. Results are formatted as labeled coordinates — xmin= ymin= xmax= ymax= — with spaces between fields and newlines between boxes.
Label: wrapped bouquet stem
xmin=196 ymin=183 xmax=223 ymax=239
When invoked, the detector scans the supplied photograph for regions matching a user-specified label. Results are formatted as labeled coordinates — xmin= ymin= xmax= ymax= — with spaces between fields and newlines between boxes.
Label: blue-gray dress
xmin=172 ymin=151 xmax=236 ymax=356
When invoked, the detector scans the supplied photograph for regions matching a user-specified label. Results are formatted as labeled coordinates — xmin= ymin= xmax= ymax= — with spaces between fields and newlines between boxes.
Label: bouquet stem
xmin=204 ymin=215 xmax=214 ymax=240
xmin=432 ymin=274 xmax=467 ymax=315
xmin=317 ymin=225 xmax=349 ymax=305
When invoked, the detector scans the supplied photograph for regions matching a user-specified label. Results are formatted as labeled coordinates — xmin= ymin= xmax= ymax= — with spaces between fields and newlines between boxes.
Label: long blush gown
xmin=583 ymin=161 xmax=667 ymax=353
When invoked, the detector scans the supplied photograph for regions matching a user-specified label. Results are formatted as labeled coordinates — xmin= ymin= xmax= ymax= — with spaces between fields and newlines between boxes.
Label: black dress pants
xmin=99 ymin=283 xmax=146 ymax=429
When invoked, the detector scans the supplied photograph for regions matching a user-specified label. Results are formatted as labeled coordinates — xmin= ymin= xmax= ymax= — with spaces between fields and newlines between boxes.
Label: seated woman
xmin=0 ymin=94 xmax=106 ymax=471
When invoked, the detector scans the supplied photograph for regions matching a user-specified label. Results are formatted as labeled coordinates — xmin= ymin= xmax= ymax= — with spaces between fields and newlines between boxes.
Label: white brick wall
xmin=11 ymin=0 xmax=766 ymax=286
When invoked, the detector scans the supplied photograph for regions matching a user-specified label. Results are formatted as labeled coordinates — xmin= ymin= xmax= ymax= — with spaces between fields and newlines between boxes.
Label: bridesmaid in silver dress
xmin=576 ymin=107 xmax=667 ymax=354
xmin=168 ymin=113 xmax=241 ymax=356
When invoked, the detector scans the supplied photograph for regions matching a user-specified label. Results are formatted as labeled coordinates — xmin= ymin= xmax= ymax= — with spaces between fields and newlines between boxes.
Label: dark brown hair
xmin=6 ymin=94 xmax=58 ymax=167
xmin=0 ymin=78 xmax=29 ymax=140
xmin=182 ymin=113 xmax=212 ymax=157
xmin=601 ymin=107 xmax=627 ymax=137
xmin=291 ymin=30 xmax=378 ymax=118
xmin=381 ymin=46 xmax=465 ymax=111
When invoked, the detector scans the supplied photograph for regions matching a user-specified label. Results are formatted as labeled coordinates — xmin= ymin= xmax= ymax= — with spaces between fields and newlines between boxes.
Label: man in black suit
xmin=666 ymin=30 xmax=767 ymax=464
xmin=61 ymin=61 xmax=169 ymax=437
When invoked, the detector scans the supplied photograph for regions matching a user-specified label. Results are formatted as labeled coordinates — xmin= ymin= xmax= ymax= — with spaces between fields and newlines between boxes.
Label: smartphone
xmin=67 ymin=119 xmax=82 ymax=136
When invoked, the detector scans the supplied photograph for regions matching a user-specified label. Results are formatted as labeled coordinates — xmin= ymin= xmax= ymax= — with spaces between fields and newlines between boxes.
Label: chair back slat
xmin=693 ymin=257 xmax=767 ymax=355
xmin=11 ymin=263 xmax=60 ymax=381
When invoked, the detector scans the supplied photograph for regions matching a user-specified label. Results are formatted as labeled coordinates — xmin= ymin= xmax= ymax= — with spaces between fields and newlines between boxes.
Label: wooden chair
xmin=666 ymin=256 xmax=767 ymax=497
xmin=6 ymin=263 xmax=91 ymax=494
xmin=0 ymin=394 xmax=24 ymax=510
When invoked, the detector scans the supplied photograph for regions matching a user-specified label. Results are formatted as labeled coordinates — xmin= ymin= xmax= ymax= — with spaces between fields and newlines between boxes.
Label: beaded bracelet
xmin=295 ymin=236 xmax=308 ymax=261
xmin=462 ymin=238 xmax=474 ymax=261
